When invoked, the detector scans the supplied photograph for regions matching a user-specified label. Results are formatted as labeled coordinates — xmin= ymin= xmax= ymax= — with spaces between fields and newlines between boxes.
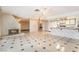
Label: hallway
xmin=0 ymin=31 xmax=79 ymax=52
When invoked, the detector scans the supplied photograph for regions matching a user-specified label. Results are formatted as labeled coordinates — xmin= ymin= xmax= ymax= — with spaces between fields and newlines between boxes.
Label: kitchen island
xmin=50 ymin=27 xmax=79 ymax=40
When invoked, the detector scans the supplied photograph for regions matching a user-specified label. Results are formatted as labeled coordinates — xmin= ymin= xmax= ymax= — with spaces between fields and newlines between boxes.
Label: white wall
xmin=1 ymin=13 xmax=21 ymax=36
xmin=30 ymin=20 xmax=38 ymax=32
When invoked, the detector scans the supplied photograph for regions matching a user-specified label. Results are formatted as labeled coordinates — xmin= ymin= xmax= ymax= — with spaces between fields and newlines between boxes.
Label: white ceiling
xmin=1 ymin=6 xmax=79 ymax=19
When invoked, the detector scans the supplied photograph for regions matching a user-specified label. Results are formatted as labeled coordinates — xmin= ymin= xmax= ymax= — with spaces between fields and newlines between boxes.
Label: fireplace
xmin=8 ymin=29 xmax=19 ymax=35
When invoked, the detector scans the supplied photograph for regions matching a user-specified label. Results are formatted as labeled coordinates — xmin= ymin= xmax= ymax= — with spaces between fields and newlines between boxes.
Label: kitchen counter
xmin=51 ymin=27 xmax=79 ymax=30
xmin=50 ymin=27 xmax=79 ymax=40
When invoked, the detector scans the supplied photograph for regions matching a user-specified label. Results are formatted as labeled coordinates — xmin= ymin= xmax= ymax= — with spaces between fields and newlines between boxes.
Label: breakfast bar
xmin=50 ymin=27 xmax=79 ymax=39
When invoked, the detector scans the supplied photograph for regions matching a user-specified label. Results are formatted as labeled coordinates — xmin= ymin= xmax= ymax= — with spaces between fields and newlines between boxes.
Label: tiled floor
xmin=0 ymin=31 xmax=79 ymax=52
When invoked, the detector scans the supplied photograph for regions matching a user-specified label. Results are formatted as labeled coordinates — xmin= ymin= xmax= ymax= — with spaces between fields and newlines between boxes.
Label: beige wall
xmin=30 ymin=20 xmax=38 ymax=32
xmin=0 ymin=13 xmax=2 ymax=36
